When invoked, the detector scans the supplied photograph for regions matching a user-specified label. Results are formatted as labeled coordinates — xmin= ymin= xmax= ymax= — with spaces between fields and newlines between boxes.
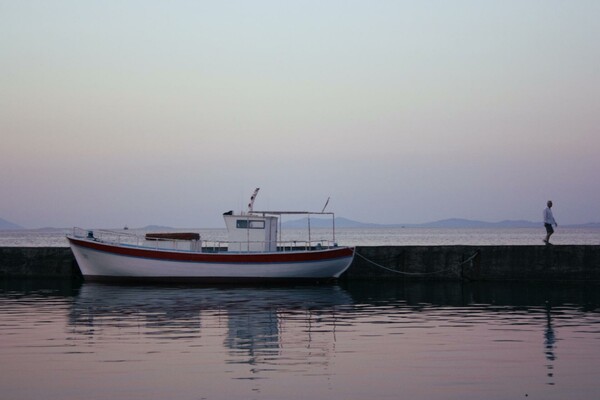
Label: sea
xmin=2 ymin=227 xmax=600 ymax=399
xmin=1 ymin=226 xmax=600 ymax=247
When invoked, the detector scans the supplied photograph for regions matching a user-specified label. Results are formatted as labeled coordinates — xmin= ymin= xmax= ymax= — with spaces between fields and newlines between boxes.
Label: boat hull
xmin=67 ymin=236 xmax=355 ymax=283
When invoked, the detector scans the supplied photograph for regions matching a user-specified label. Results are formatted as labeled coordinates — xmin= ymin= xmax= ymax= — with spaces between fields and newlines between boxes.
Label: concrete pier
xmin=347 ymin=245 xmax=600 ymax=281
xmin=1 ymin=245 xmax=599 ymax=282
xmin=0 ymin=247 xmax=79 ymax=279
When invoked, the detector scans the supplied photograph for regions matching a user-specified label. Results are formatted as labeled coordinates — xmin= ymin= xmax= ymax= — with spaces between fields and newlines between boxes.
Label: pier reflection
xmin=63 ymin=280 xmax=600 ymax=386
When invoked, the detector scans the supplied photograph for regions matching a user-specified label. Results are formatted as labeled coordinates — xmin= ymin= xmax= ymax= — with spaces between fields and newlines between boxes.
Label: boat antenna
xmin=321 ymin=196 xmax=330 ymax=213
xmin=248 ymin=187 xmax=260 ymax=213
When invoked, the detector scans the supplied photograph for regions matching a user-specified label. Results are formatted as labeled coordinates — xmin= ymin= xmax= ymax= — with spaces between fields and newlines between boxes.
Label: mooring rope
xmin=354 ymin=250 xmax=480 ymax=276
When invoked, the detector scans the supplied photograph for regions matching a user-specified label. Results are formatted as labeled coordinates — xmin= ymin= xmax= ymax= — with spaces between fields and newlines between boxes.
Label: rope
xmin=354 ymin=250 xmax=480 ymax=276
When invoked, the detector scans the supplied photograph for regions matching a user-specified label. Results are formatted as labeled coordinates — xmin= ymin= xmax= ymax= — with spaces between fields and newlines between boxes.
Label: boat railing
xmin=72 ymin=228 xmax=144 ymax=246
xmin=72 ymin=228 xmax=338 ymax=253
xmin=71 ymin=228 xmax=202 ymax=252
xmin=277 ymin=239 xmax=338 ymax=251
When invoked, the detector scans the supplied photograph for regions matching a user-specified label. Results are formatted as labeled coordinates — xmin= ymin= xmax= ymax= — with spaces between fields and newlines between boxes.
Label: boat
xmin=67 ymin=189 xmax=355 ymax=283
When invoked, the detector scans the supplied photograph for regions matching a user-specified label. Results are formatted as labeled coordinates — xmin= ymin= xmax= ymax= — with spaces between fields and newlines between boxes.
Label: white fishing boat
xmin=67 ymin=189 xmax=354 ymax=283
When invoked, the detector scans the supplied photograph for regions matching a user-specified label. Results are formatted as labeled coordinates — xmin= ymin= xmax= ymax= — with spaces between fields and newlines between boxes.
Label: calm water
xmin=1 ymin=226 xmax=600 ymax=246
xmin=1 ymin=280 xmax=600 ymax=400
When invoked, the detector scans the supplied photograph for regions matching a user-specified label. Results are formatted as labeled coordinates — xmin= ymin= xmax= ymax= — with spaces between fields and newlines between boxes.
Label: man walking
xmin=543 ymin=200 xmax=558 ymax=245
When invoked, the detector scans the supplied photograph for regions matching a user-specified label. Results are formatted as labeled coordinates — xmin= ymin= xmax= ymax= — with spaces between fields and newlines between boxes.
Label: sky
xmin=1 ymin=0 xmax=599 ymax=228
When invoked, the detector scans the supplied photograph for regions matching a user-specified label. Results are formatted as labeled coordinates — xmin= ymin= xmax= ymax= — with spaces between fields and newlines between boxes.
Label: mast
xmin=247 ymin=188 xmax=260 ymax=213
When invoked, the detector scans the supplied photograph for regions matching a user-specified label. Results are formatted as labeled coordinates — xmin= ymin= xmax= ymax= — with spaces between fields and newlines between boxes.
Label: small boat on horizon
xmin=67 ymin=189 xmax=355 ymax=283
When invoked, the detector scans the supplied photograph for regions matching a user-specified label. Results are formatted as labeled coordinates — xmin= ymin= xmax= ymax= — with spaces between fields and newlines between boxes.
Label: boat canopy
xmin=223 ymin=210 xmax=337 ymax=252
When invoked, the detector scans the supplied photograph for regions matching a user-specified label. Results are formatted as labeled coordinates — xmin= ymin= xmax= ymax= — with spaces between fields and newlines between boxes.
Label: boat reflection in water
xmin=58 ymin=281 xmax=600 ymax=399
xmin=68 ymin=283 xmax=354 ymax=371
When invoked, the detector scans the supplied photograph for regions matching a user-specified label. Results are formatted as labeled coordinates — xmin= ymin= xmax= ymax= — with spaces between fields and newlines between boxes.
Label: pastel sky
xmin=1 ymin=1 xmax=599 ymax=228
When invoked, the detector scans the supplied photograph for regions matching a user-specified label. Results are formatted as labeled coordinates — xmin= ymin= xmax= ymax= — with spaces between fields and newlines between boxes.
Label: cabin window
xmin=236 ymin=220 xmax=265 ymax=229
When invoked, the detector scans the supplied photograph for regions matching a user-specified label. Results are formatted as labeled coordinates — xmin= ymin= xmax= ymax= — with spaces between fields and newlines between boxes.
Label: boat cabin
xmin=223 ymin=212 xmax=278 ymax=252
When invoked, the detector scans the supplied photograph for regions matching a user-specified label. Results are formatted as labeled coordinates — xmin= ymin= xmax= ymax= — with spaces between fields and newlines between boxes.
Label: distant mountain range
xmin=282 ymin=217 xmax=600 ymax=229
xmin=1 ymin=217 xmax=599 ymax=230
xmin=0 ymin=217 xmax=24 ymax=230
